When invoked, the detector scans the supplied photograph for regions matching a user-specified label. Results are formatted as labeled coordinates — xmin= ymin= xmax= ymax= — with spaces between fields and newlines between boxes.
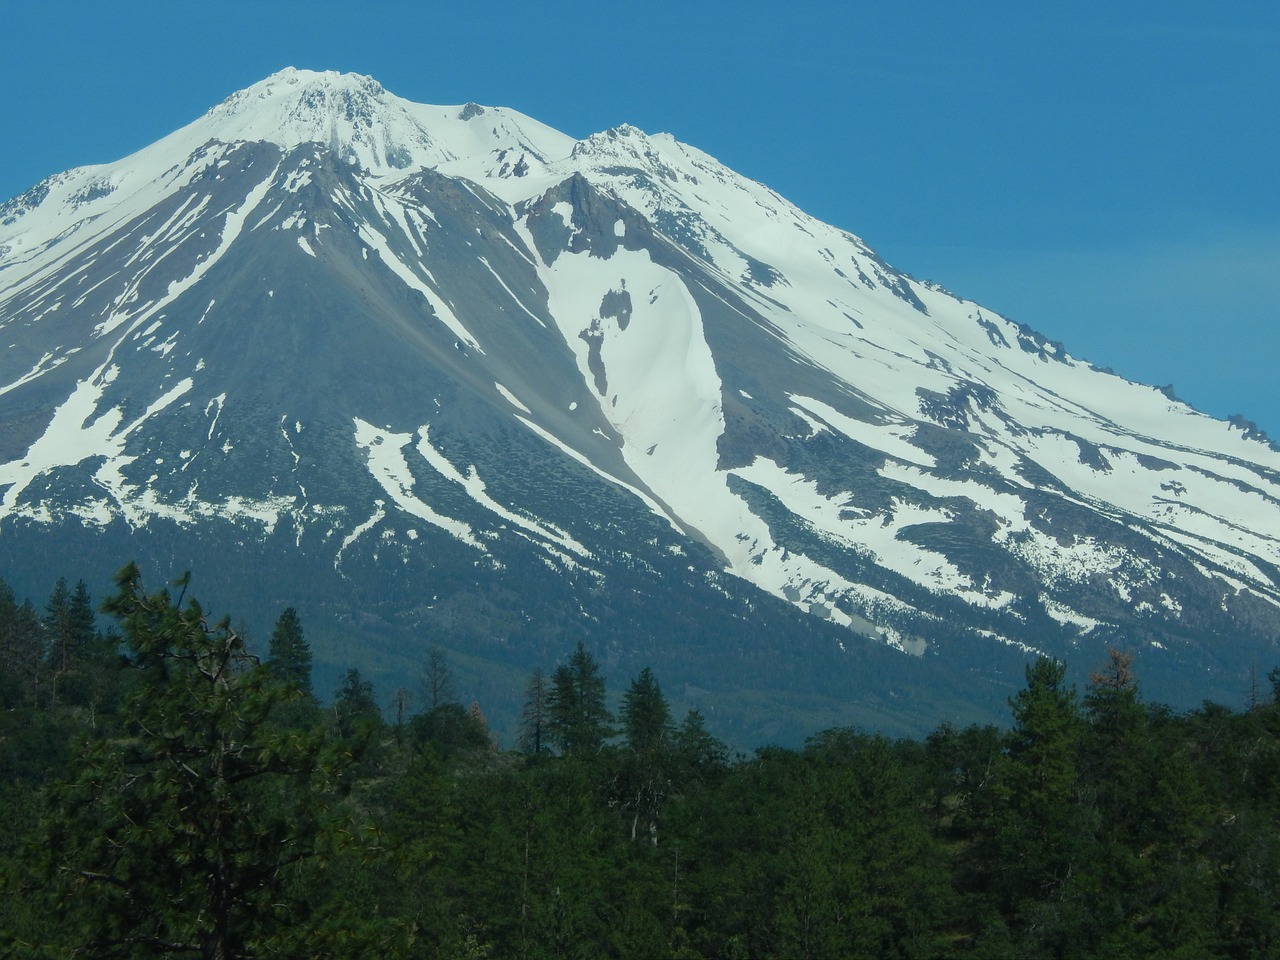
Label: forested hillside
xmin=3 ymin=565 xmax=1280 ymax=957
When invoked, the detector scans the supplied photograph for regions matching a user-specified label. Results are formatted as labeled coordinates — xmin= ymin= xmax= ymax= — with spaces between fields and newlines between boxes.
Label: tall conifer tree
xmin=621 ymin=667 xmax=671 ymax=756
xmin=0 ymin=580 xmax=41 ymax=708
xmin=547 ymin=641 xmax=610 ymax=757
xmin=266 ymin=606 xmax=312 ymax=698
xmin=519 ymin=665 xmax=550 ymax=756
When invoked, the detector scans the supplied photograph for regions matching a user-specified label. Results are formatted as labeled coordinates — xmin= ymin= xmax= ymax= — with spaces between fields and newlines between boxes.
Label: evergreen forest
xmin=3 ymin=564 xmax=1280 ymax=958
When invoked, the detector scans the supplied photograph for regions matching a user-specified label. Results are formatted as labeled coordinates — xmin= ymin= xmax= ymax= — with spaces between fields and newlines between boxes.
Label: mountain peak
xmin=199 ymin=68 xmax=428 ymax=172
xmin=212 ymin=68 xmax=389 ymax=119
xmin=190 ymin=70 xmax=577 ymax=181
xmin=4 ymin=70 xmax=1280 ymax=734
xmin=0 ymin=70 xmax=578 ymax=259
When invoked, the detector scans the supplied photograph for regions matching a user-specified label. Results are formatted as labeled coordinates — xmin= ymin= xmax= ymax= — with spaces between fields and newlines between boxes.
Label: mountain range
xmin=2 ymin=68 xmax=1278 ymax=742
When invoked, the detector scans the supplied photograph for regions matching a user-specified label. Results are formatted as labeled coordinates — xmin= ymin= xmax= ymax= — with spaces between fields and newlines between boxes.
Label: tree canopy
xmin=4 ymin=566 xmax=1280 ymax=958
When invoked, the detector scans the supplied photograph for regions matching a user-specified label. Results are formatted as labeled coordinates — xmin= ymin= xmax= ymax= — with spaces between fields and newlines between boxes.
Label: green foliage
xmin=418 ymin=644 xmax=457 ymax=714
xmin=0 ymin=583 xmax=43 ymax=710
xmin=7 ymin=563 xmax=1280 ymax=957
xmin=333 ymin=666 xmax=382 ymax=740
xmin=621 ymin=667 xmax=672 ymax=757
xmin=671 ymin=708 xmax=730 ymax=786
xmin=44 ymin=576 xmax=98 ymax=707
xmin=408 ymin=702 xmax=491 ymax=761
xmin=547 ymin=641 xmax=611 ymax=757
xmin=267 ymin=606 xmax=313 ymax=698
xmin=10 ymin=564 xmax=396 ymax=958
xmin=988 ymin=658 xmax=1092 ymax=951
xmin=518 ymin=665 xmax=550 ymax=756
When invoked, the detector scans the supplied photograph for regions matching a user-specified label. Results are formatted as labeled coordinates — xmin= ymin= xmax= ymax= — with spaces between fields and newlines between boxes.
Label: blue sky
xmin=4 ymin=1 xmax=1278 ymax=435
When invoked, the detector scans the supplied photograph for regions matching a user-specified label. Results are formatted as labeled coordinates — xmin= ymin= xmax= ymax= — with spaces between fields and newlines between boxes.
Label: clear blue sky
xmin=4 ymin=1 xmax=1278 ymax=436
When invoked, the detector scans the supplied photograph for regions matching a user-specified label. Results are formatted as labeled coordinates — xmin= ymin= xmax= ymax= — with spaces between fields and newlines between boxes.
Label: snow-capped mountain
xmin=2 ymin=68 xmax=1278 ymax=736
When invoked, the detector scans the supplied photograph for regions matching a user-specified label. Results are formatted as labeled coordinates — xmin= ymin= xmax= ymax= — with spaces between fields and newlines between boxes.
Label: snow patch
xmin=416 ymin=424 xmax=591 ymax=557
xmin=494 ymin=382 xmax=531 ymax=414
xmin=352 ymin=418 xmax=482 ymax=549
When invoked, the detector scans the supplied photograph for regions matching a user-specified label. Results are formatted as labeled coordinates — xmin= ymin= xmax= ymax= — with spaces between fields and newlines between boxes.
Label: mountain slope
xmin=2 ymin=68 xmax=1278 ymax=738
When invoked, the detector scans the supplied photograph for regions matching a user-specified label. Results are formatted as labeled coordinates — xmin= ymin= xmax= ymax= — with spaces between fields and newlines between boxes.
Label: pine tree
xmin=991 ymin=656 xmax=1089 ymax=951
xmin=519 ymin=666 xmax=550 ymax=756
xmin=1083 ymin=648 xmax=1146 ymax=826
xmin=34 ymin=564 xmax=386 ymax=957
xmin=334 ymin=666 xmax=382 ymax=741
xmin=547 ymin=641 xmax=611 ymax=758
xmin=43 ymin=578 xmax=101 ymax=708
xmin=43 ymin=577 xmax=72 ymax=706
xmin=621 ymin=667 xmax=672 ymax=757
xmin=671 ymin=708 xmax=730 ymax=786
xmin=68 ymin=580 xmax=98 ymax=646
xmin=266 ymin=606 xmax=312 ymax=698
xmin=1005 ymin=656 xmax=1082 ymax=811
xmin=43 ymin=577 xmax=72 ymax=673
xmin=419 ymin=645 xmax=457 ymax=713
xmin=0 ymin=580 xmax=42 ymax=709
xmin=618 ymin=668 xmax=674 ymax=843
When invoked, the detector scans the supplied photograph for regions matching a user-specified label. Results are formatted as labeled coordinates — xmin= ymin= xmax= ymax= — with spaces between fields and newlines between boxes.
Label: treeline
xmin=3 ymin=565 xmax=1280 ymax=957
